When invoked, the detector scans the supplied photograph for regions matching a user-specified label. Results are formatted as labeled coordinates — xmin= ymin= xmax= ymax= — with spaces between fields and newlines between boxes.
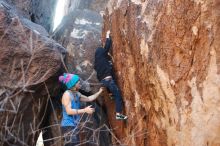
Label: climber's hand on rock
xmin=106 ymin=30 xmax=110 ymax=38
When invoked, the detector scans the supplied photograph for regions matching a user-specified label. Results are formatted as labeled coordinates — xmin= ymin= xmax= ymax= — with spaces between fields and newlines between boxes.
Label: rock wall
xmin=4 ymin=0 xmax=56 ymax=32
xmin=103 ymin=0 xmax=220 ymax=146
xmin=0 ymin=1 xmax=65 ymax=145
xmin=53 ymin=0 xmax=107 ymax=82
xmin=0 ymin=0 xmax=114 ymax=145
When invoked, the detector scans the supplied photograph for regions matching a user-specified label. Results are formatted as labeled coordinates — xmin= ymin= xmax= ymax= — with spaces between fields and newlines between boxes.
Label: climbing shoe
xmin=116 ymin=114 xmax=128 ymax=120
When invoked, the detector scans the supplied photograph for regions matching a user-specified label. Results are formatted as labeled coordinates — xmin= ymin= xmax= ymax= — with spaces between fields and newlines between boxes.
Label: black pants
xmin=101 ymin=78 xmax=123 ymax=113
xmin=61 ymin=126 xmax=80 ymax=146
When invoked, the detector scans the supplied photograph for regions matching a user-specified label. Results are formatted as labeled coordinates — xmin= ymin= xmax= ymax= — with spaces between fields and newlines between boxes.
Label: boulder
xmin=4 ymin=0 xmax=56 ymax=32
xmin=0 ymin=2 xmax=65 ymax=146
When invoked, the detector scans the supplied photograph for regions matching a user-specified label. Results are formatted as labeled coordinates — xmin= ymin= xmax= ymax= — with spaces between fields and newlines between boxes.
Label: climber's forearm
xmin=104 ymin=38 xmax=112 ymax=52
xmin=66 ymin=107 xmax=85 ymax=115
xmin=80 ymin=90 xmax=102 ymax=102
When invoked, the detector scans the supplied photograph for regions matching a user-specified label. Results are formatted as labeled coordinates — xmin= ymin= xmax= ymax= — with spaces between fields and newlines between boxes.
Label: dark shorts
xmin=61 ymin=126 xmax=80 ymax=146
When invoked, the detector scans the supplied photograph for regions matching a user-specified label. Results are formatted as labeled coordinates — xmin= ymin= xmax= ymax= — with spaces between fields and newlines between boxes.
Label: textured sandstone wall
xmin=103 ymin=0 xmax=220 ymax=146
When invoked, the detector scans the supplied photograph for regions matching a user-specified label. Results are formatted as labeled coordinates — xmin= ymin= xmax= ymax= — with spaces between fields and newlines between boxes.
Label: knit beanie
xmin=59 ymin=73 xmax=80 ymax=89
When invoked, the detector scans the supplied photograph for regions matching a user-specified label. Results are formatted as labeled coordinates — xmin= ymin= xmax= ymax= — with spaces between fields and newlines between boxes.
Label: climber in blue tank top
xmin=59 ymin=73 xmax=104 ymax=146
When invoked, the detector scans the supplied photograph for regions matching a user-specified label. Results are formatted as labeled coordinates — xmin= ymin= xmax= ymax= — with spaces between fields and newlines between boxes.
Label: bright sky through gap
xmin=53 ymin=0 xmax=67 ymax=31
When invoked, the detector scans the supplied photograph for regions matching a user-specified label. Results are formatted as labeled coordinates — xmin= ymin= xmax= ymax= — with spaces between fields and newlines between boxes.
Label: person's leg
xmin=61 ymin=126 xmax=80 ymax=146
xmin=101 ymin=79 xmax=127 ymax=120
xmin=101 ymin=79 xmax=122 ymax=113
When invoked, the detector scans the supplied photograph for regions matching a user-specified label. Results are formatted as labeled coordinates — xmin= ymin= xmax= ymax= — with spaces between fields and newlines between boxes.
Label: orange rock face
xmin=103 ymin=0 xmax=220 ymax=145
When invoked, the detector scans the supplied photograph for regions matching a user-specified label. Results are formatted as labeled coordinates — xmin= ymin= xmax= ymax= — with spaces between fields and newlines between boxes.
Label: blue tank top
xmin=61 ymin=91 xmax=81 ymax=127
